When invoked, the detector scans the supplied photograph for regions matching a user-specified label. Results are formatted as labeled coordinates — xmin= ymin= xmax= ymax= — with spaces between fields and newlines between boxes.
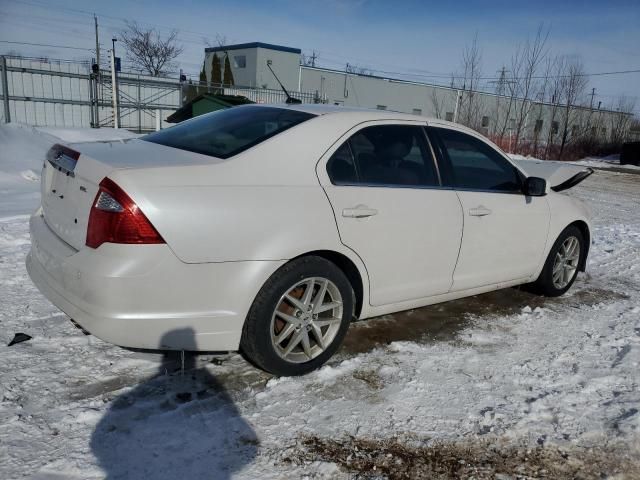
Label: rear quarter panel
xmin=115 ymin=182 xmax=343 ymax=263
xmin=107 ymin=113 xmax=370 ymax=264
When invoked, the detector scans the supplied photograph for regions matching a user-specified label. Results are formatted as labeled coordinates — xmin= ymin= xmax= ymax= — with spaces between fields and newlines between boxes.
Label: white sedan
xmin=27 ymin=104 xmax=593 ymax=375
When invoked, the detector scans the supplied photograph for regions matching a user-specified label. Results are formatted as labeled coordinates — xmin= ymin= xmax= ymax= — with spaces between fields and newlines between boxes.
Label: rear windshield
xmin=143 ymin=106 xmax=315 ymax=159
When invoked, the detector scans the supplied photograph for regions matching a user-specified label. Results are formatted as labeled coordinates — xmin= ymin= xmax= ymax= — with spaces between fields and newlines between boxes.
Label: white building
xmin=204 ymin=42 xmax=634 ymax=150
xmin=204 ymin=42 xmax=301 ymax=92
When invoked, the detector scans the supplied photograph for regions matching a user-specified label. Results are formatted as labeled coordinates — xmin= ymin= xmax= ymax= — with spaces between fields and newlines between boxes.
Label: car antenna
xmin=266 ymin=60 xmax=302 ymax=104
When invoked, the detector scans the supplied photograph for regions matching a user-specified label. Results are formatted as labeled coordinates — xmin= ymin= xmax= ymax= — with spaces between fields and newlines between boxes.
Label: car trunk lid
xmin=41 ymin=139 xmax=220 ymax=250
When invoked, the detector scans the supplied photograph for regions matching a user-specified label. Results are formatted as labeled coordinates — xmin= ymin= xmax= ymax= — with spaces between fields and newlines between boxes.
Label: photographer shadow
xmin=91 ymin=328 xmax=258 ymax=479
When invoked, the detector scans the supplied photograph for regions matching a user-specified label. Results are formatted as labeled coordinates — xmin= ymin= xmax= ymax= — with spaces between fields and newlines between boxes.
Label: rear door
xmin=317 ymin=123 xmax=463 ymax=307
xmin=427 ymin=126 xmax=550 ymax=291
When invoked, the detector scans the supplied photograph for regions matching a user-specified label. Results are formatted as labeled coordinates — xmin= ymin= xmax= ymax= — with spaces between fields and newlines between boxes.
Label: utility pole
xmin=111 ymin=38 xmax=119 ymax=129
xmin=343 ymin=63 xmax=349 ymax=98
xmin=94 ymin=15 xmax=100 ymax=78
xmin=309 ymin=50 xmax=317 ymax=67
xmin=137 ymin=74 xmax=142 ymax=133
xmin=589 ymin=87 xmax=596 ymax=110
xmin=89 ymin=58 xmax=96 ymax=128
xmin=91 ymin=15 xmax=101 ymax=128
xmin=1 ymin=56 xmax=10 ymax=123
xmin=494 ymin=66 xmax=507 ymax=95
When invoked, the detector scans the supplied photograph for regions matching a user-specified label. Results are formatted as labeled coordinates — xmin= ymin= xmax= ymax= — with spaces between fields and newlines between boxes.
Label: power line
xmin=0 ymin=40 xmax=93 ymax=51
xmin=337 ymin=64 xmax=640 ymax=82
xmin=0 ymin=9 xmax=221 ymax=50
xmin=5 ymin=0 xmax=640 ymax=88
xmin=9 ymin=0 xmax=226 ymax=44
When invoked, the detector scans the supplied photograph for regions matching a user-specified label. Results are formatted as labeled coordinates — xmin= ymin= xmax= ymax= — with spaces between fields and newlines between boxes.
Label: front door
xmin=318 ymin=123 xmax=464 ymax=306
xmin=428 ymin=126 xmax=550 ymax=291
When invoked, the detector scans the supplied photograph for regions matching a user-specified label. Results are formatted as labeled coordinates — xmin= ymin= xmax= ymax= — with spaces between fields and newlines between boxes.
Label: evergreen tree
xmin=211 ymin=53 xmax=222 ymax=86
xmin=199 ymin=59 xmax=207 ymax=85
xmin=223 ymin=54 xmax=235 ymax=86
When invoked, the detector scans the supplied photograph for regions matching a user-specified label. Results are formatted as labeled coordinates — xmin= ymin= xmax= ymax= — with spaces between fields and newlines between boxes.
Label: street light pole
xmin=110 ymin=38 xmax=119 ymax=129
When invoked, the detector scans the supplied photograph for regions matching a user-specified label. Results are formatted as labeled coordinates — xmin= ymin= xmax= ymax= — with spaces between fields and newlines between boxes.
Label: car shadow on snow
xmin=90 ymin=328 xmax=258 ymax=480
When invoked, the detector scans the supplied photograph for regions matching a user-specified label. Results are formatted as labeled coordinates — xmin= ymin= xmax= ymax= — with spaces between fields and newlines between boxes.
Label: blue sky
xmin=1 ymin=0 xmax=639 ymax=113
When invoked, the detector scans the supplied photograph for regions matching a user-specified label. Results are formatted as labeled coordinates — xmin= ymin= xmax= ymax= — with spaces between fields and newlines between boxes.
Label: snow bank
xmin=575 ymin=156 xmax=640 ymax=171
xmin=37 ymin=126 xmax=140 ymax=144
xmin=0 ymin=124 xmax=142 ymax=217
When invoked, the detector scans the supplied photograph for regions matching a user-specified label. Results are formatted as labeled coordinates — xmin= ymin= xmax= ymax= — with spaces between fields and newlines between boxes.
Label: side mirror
xmin=524 ymin=177 xmax=547 ymax=196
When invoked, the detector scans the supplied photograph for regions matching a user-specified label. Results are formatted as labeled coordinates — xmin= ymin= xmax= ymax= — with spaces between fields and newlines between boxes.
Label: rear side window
xmin=434 ymin=128 xmax=522 ymax=192
xmin=326 ymin=143 xmax=358 ymax=184
xmin=327 ymin=125 xmax=439 ymax=187
xmin=143 ymin=106 xmax=314 ymax=159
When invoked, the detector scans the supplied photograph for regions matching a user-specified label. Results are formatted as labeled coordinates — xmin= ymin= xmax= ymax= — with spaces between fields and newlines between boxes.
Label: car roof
xmin=247 ymin=102 xmax=429 ymax=121
xmin=234 ymin=103 xmax=495 ymax=150
xmin=248 ymin=102 xmax=469 ymax=131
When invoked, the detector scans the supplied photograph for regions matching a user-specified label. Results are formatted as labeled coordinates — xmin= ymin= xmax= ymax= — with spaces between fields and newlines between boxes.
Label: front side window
xmin=143 ymin=106 xmax=314 ymax=159
xmin=434 ymin=128 xmax=522 ymax=193
xmin=326 ymin=125 xmax=439 ymax=187
xmin=233 ymin=55 xmax=246 ymax=68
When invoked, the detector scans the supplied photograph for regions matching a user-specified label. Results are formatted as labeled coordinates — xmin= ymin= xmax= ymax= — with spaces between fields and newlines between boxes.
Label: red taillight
xmin=86 ymin=178 xmax=164 ymax=248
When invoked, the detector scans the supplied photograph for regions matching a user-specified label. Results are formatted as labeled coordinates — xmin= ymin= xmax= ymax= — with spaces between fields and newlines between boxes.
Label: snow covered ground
xmin=575 ymin=157 xmax=640 ymax=172
xmin=1 ymin=126 xmax=639 ymax=479
xmin=510 ymin=152 xmax=640 ymax=172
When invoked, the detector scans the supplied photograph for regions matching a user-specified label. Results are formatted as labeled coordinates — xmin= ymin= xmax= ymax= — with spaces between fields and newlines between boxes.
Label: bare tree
xmin=493 ymin=66 xmax=516 ymax=144
xmin=203 ymin=34 xmax=227 ymax=50
xmin=609 ymin=96 xmax=636 ymax=144
xmin=490 ymin=25 xmax=550 ymax=152
xmin=453 ymin=34 xmax=485 ymax=130
xmin=531 ymin=56 xmax=556 ymax=157
xmin=510 ymin=24 xmax=550 ymax=152
xmin=541 ymin=56 xmax=568 ymax=159
xmin=430 ymin=89 xmax=445 ymax=119
xmin=346 ymin=63 xmax=373 ymax=76
xmin=120 ymin=22 xmax=183 ymax=76
xmin=557 ymin=58 xmax=588 ymax=159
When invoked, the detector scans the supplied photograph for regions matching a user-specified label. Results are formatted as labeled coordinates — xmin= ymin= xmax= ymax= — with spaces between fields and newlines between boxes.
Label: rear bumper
xmin=26 ymin=212 xmax=284 ymax=351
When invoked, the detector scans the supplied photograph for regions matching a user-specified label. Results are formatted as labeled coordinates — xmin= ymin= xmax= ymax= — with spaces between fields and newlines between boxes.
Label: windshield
xmin=143 ymin=106 xmax=315 ymax=159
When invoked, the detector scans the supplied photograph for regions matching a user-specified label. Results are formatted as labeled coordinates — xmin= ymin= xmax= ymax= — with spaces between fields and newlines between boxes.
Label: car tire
xmin=528 ymin=225 xmax=585 ymax=297
xmin=240 ymin=256 xmax=355 ymax=376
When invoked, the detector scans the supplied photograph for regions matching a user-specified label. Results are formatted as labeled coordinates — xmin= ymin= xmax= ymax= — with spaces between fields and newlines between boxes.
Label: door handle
xmin=342 ymin=205 xmax=378 ymax=218
xmin=469 ymin=206 xmax=492 ymax=217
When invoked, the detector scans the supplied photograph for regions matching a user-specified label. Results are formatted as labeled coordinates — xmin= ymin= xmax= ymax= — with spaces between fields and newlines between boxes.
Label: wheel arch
xmin=568 ymin=220 xmax=590 ymax=272
xmin=292 ymin=250 xmax=365 ymax=319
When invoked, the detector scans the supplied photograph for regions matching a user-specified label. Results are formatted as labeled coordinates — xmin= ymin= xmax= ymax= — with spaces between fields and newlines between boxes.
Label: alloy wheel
xmin=270 ymin=277 xmax=343 ymax=363
xmin=552 ymin=236 xmax=580 ymax=289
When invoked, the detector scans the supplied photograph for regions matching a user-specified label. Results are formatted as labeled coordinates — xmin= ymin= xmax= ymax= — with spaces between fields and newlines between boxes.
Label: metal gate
xmin=0 ymin=55 xmax=323 ymax=130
